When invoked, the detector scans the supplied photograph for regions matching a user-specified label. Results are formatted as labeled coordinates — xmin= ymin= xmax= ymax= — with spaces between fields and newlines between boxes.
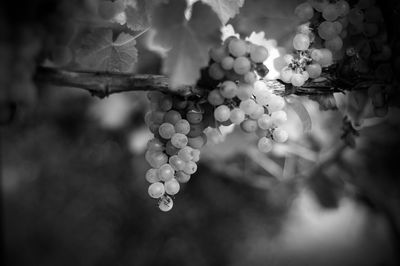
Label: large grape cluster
xmin=144 ymin=91 xmax=206 ymax=211
xmin=144 ymin=37 xmax=290 ymax=211
xmin=207 ymin=37 xmax=289 ymax=148
xmin=282 ymin=0 xmax=391 ymax=117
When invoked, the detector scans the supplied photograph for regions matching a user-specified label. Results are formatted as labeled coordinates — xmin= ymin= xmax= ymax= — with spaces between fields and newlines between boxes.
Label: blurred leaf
xmin=286 ymin=96 xmax=312 ymax=132
xmin=202 ymin=0 xmax=245 ymax=24
xmin=151 ymin=0 xmax=221 ymax=88
xmin=76 ymin=29 xmax=137 ymax=72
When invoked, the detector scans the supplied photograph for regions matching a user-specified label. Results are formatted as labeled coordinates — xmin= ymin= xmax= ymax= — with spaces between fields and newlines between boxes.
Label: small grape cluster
xmin=144 ymin=91 xmax=206 ymax=211
xmin=206 ymin=37 xmax=289 ymax=150
xmin=282 ymin=0 xmax=391 ymax=117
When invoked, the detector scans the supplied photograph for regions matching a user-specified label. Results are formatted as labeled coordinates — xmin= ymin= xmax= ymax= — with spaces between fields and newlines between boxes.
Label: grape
xmin=149 ymin=124 xmax=160 ymax=135
xmin=317 ymin=49 xmax=333 ymax=67
xmin=240 ymin=119 xmax=258 ymax=133
xmin=145 ymin=168 xmax=160 ymax=183
xmin=324 ymin=36 xmax=343 ymax=51
xmin=188 ymin=123 xmax=204 ymax=138
xmin=230 ymin=108 xmax=246 ymax=125
xmin=338 ymin=17 xmax=349 ymax=28
xmin=336 ymin=0 xmax=350 ymax=17
xmin=188 ymin=134 xmax=207 ymax=149
xmin=158 ymin=164 xmax=175 ymax=182
xmin=175 ymin=171 xmax=191 ymax=183
xmin=318 ymin=21 xmax=338 ymax=40
xmin=239 ymin=99 xmax=257 ymax=115
xmin=254 ymin=128 xmax=267 ymax=138
xmin=210 ymin=46 xmax=227 ymax=62
xmin=220 ymin=80 xmax=238 ymax=99
xmin=322 ymin=4 xmax=339 ymax=21
xmin=186 ymin=111 xmax=203 ymax=124
xmin=311 ymin=49 xmax=323 ymax=61
xmin=183 ymin=161 xmax=198 ymax=175
xmin=191 ymin=149 xmax=201 ymax=162
xmin=151 ymin=110 xmax=165 ymax=124
xmin=283 ymin=54 xmax=294 ymax=65
xmin=228 ymin=38 xmax=247 ymax=57
xmin=291 ymin=73 xmax=306 ymax=87
xmin=233 ymin=57 xmax=251 ymax=75
xmin=146 ymin=151 xmax=168 ymax=168
xmin=257 ymin=93 xmax=273 ymax=106
xmin=174 ymin=119 xmax=190 ymax=135
xmin=236 ymin=83 xmax=254 ymax=101
xmin=173 ymin=97 xmax=188 ymax=110
xmin=178 ymin=146 xmax=194 ymax=161
xmin=348 ymin=8 xmax=364 ymax=26
xmin=244 ymin=72 xmax=257 ymax=84
xmin=207 ymin=89 xmax=225 ymax=106
xmin=258 ymin=114 xmax=272 ymax=130
xmin=270 ymin=110 xmax=288 ymax=126
xmin=273 ymin=128 xmax=289 ymax=143
xmin=144 ymin=111 xmax=153 ymax=127
xmin=253 ymin=80 xmax=269 ymax=98
xmin=159 ymin=123 xmax=175 ymax=139
xmin=294 ymin=2 xmax=314 ymax=21
xmin=306 ymin=63 xmax=322 ymax=79
xmin=164 ymin=110 xmax=182 ymax=124
xmin=250 ymin=45 xmax=269 ymax=63
xmin=258 ymin=137 xmax=273 ymax=153
xmin=169 ymin=155 xmax=186 ymax=171
xmin=214 ymin=105 xmax=231 ymax=122
xmin=293 ymin=34 xmax=310 ymax=51
xmin=209 ymin=63 xmax=224 ymax=80
xmin=221 ymin=56 xmax=235 ymax=70
xmin=164 ymin=179 xmax=180 ymax=195
xmin=280 ymin=67 xmax=295 ymax=83
xmin=147 ymin=138 xmax=164 ymax=152
xmin=148 ymin=182 xmax=165 ymax=199
xmin=266 ymin=95 xmax=285 ymax=112
xmin=165 ymin=140 xmax=179 ymax=156
xmin=333 ymin=21 xmax=343 ymax=35
xmin=158 ymin=195 xmax=173 ymax=212
xmin=160 ymin=96 xmax=173 ymax=111
xmin=171 ymin=133 xmax=188 ymax=149
xmin=249 ymin=104 xmax=265 ymax=120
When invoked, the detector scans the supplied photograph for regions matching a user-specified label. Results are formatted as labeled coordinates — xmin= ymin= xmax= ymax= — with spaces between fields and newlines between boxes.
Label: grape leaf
xmin=202 ymin=0 xmax=245 ymax=24
xmin=286 ymin=96 xmax=312 ymax=132
xmin=76 ymin=29 xmax=137 ymax=72
xmin=152 ymin=0 xmax=221 ymax=89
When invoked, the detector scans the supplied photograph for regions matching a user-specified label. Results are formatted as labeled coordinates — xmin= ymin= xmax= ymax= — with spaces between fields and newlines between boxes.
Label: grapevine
xmin=2 ymin=0 xmax=399 ymax=214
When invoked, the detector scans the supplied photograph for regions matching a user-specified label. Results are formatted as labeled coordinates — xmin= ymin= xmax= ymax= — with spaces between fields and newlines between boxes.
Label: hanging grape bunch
xmin=144 ymin=36 xmax=288 ymax=211
xmin=281 ymin=0 xmax=391 ymax=117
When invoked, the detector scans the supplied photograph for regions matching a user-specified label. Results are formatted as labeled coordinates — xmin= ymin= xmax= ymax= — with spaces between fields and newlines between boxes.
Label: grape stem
xmin=35 ymin=66 xmax=379 ymax=98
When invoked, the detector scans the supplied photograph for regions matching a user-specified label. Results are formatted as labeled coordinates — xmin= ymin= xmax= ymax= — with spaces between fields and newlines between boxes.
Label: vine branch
xmin=34 ymin=66 xmax=378 ymax=98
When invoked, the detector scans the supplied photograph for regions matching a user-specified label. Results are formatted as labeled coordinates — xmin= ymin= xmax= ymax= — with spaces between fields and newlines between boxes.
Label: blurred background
xmin=1 ymin=0 xmax=400 ymax=265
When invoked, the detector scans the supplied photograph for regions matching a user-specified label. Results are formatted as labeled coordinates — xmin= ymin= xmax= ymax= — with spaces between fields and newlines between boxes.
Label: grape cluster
xmin=144 ymin=91 xmax=207 ymax=211
xmin=207 ymin=37 xmax=289 ymax=150
xmin=282 ymin=0 xmax=391 ymax=117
